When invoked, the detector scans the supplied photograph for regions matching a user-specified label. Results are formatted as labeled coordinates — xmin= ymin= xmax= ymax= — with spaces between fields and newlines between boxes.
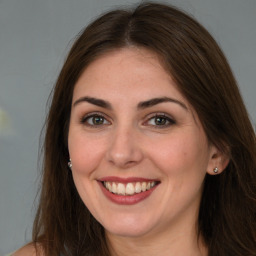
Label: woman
xmin=14 ymin=2 xmax=256 ymax=256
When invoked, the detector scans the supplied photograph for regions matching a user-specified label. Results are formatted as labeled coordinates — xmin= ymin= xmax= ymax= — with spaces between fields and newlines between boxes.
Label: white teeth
xmin=135 ymin=182 xmax=142 ymax=193
xmin=126 ymin=183 xmax=135 ymax=195
xmin=103 ymin=181 xmax=157 ymax=195
xmin=105 ymin=181 xmax=111 ymax=191
xmin=112 ymin=182 xmax=117 ymax=193
xmin=117 ymin=183 xmax=125 ymax=195
xmin=150 ymin=181 xmax=156 ymax=188
xmin=141 ymin=182 xmax=147 ymax=192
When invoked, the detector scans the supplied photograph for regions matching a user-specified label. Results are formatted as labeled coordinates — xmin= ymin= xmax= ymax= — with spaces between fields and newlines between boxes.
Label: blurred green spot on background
xmin=0 ymin=108 xmax=13 ymax=136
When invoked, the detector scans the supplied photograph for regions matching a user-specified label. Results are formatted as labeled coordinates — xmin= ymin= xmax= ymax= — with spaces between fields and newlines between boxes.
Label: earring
xmin=68 ymin=159 xmax=72 ymax=169
xmin=213 ymin=167 xmax=218 ymax=174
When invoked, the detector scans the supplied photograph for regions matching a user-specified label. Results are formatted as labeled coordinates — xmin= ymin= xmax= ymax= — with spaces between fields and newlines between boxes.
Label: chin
xmin=101 ymin=215 xmax=156 ymax=238
xmin=106 ymin=226 xmax=151 ymax=238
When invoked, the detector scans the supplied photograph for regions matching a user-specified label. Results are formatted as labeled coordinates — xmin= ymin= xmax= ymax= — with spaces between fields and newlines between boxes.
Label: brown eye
xmin=155 ymin=116 xmax=167 ymax=125
xmin=146 ymin=114 xmax=175 ymax=128
xmin=91 ymin=116 xmax=104 ymax=125
xmin=81 ymin=114 xmax=110 ymax=127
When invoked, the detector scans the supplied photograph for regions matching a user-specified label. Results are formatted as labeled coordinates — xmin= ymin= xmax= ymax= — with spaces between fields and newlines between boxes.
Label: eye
xmin=80 ymin=113 xmax=110 ymax=127
xmin=145 ymin=114 xmax=175 ymax=128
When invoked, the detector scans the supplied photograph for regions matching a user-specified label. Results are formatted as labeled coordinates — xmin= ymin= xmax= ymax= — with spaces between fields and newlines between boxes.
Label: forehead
xmin=72 ymin=48 xmax=187 ymax=104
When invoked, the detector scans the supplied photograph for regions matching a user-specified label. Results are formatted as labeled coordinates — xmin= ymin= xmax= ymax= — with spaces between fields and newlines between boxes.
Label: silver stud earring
xmin=213 ymin=167 xmax=218 ymax=174
xmin=68 ymin=159 xmax=72 ymax=169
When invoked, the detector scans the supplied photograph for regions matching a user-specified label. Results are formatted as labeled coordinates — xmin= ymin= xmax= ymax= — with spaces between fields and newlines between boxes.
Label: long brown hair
xmin=32 ymin=2 xmax=256 ymax=256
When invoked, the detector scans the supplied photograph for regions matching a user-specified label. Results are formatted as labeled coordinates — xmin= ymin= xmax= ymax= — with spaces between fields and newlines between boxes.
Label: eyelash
xmin=80 ymin=112 xmax=176 ymax=128
xmin=80 ymin=112 xmax=111 ymax=127
xmin=144 ymin=113 xmax=176 ymax=128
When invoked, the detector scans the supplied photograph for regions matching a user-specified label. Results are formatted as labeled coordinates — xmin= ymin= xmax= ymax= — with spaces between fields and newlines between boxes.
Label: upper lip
xmin=98 ymin=176 xmax=160 ymax=183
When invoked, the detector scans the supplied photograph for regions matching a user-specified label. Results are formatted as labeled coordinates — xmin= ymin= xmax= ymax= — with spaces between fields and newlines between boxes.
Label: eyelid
xmin=79 ymin=111 xmax=175 ymax=128
xmin=80 ymin=111 xmax=111 ymax=126
xmin=142 ymin=112 xmax=176 ymax=128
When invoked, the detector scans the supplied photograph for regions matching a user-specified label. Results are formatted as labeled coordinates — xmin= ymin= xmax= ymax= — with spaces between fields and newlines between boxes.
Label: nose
xmin=105 ymin=126 xmax=144 ymax=169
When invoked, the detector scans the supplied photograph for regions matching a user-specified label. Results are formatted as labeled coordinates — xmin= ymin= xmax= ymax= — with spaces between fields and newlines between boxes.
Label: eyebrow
xmin=73 ymin=96 xmax=187 ymax=111
xmin=137 ymin=97 xmax=188 ymax=110
xmin=73 ymin=96 xmax=112 ymax=109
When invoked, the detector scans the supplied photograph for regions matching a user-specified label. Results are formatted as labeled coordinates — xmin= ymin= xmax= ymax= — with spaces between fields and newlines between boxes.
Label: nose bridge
xmin=106 ymin=123 xmax=143 ymax=168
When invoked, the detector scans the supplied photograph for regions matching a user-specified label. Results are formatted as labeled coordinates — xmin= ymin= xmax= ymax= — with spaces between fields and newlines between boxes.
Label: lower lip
xmin=98 ymin=182 xmax=158 ymax=205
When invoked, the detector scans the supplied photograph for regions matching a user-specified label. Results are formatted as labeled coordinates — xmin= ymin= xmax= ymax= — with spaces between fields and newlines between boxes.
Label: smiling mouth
xmin=102 ymin=181 xmax=159 ymax=196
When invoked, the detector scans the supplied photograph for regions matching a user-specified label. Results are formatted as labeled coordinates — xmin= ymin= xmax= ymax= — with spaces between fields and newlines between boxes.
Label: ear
xmin=206 ymin=145 xmax=230 ymax=175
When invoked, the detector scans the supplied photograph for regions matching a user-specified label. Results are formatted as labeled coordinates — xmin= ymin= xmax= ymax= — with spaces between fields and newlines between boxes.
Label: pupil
xmin=155 ymin=117 xmax=166 ymax=125
xmin=93 ymin=116 xmax=103 ymax=124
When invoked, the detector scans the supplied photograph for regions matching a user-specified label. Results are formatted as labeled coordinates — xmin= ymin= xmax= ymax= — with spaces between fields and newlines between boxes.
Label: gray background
xmin=0 ymin=0 xmax=255 ymax=254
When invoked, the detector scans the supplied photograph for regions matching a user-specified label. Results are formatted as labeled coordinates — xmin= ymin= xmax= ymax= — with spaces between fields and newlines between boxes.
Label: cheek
xmin=68 ymin=132 xmax=106 ymax=176
xmin=147 ymin=131 xmax=209 ymax=176
xmin=68 ymin=133 xmax=105 ymax=211
xmin=148 ymin=132 xmax=209 ymax=215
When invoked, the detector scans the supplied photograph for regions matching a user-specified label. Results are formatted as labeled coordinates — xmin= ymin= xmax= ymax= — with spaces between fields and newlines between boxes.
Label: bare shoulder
xmin=13 ymin=244 xmax=44 ymax=256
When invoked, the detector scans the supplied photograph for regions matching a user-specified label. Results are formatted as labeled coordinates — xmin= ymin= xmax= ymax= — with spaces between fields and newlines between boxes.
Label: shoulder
xmin=12 ymin=244 xmax=44 ymax=256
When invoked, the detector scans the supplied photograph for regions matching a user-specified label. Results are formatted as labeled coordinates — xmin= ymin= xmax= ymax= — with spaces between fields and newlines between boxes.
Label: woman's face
xmin=68 ymin=48 xmax=217 ymax=239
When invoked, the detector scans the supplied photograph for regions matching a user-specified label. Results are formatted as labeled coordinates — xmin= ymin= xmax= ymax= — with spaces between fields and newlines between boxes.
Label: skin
xmin=13 ymin=47 xmax=228 ymax=256
xmin=14 ymin=48 xmax=229 ymax=256
xmin=67 ymin=47 xmax=228 ymax=256
xmin=13 ymin=244 xmax=40 ymax=256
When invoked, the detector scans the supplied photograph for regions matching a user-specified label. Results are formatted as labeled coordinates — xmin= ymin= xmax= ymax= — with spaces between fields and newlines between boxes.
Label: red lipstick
xmin=98 ymin=176 xmax=159 ymax=205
